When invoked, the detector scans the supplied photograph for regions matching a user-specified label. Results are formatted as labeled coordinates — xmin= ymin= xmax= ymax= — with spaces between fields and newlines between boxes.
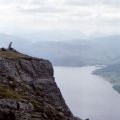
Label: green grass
xmin=0 ymin=85 xmax=29 ymax=100
xmin=0 ymin=51 xmax=29 ymax=58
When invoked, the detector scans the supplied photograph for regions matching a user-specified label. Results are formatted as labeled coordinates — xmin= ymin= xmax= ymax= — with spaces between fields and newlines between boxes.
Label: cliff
xmin=0 ymin=49 xmax=82 ymax=120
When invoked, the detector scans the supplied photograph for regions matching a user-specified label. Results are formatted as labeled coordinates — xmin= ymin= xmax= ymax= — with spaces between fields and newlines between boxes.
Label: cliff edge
xmin=0 ymin=49 xmax=82 ymax=120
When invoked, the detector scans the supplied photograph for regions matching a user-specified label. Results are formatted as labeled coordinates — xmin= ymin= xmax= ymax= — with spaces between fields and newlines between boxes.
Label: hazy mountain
xmin=16 ymin=30 xmax=86 ymax=42
xmin=1 ymin=33 xmax=120 ymax=66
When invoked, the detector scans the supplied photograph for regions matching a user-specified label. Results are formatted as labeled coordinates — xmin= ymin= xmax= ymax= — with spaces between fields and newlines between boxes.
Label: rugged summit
xmin=0 ymin=49 xmax=81 ymax=120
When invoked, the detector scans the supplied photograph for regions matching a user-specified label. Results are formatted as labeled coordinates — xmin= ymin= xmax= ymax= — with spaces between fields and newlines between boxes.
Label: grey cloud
xmin=0 ymin=0 xmax=46 ymax=5
xmin=0 ymin=0 xmax=15 ymax=4
xmin=65 ymin=0 xmax=101 ymax=6
xmin=18 ymin=6 xmax=66 ymax=14
xmin=65 ymin=0 xmax=120 ymax=6
xmin=102 ymin=0 xmax=120 ymax=6
xmin=30 ymin=0 xmax=46 ymax=5
xmin=99 ymin=18 xmax=120 ymax=26
xmin=1 ymin=0 xmax=120 ymax=7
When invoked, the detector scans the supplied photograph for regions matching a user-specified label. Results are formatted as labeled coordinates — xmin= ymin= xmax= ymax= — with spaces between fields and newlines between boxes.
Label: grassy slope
xmin=0 ymin=49 xmax=30 ymax=59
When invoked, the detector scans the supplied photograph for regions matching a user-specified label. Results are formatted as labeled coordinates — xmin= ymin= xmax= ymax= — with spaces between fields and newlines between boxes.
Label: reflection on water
xmin=54 ymin=66 xmax=120 ymax=120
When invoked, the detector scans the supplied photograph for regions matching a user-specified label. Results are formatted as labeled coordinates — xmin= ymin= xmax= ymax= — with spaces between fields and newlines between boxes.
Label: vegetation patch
xmin=31 ymin=99 xmax=45 ymax=111
xmin=0 ymin=51 xmax=29 ymax=59
xmin=0 ymin=85 xmax=25 ymax=100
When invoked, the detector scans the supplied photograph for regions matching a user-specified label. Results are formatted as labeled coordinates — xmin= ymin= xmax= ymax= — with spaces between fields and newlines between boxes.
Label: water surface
xmin=54 ymin=66 xmax=120 ymax=120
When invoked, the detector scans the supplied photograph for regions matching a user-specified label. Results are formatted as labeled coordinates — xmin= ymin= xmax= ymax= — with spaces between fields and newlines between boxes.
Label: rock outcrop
xmin=0 ymin=49 xmax=82 ymax=120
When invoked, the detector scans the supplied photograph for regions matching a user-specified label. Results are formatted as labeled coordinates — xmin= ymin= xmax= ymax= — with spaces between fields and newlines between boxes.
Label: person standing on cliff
xmin=8 ymin=42 xmax=13 ymax=50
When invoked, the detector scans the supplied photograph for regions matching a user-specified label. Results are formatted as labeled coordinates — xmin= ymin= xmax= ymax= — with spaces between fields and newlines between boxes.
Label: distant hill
xmin=93 ymin=63 xmax=120 ymax=93
xmin=1 ymin=33 xmax=120 ymax=66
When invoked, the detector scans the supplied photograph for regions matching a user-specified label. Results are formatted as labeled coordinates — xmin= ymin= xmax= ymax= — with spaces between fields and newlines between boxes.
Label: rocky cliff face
xmin=0 ymin=49 xmax=82 ymax=120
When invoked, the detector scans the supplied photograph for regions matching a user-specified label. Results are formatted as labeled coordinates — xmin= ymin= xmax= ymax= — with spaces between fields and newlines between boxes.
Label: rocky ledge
xmin=0 ymin=49 xmax=83 ymax=120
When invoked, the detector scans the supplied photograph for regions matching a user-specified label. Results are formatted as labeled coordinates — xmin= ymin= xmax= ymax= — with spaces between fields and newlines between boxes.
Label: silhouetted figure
xmin=8 ymin=42 xmax=13 ymax=50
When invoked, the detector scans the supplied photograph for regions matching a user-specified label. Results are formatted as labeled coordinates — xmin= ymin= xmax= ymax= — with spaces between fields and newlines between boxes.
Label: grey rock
xmin=0 ymin=49 xmax=83 ymax=120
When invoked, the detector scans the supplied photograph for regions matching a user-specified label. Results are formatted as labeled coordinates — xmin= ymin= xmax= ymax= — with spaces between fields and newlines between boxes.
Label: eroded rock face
xmin=0 ymin=50 xmax=81 ymax=120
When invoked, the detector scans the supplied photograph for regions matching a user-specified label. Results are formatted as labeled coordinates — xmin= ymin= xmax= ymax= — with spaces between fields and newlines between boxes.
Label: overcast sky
xmin=0 ymin=0 xmax=120 ymax=37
